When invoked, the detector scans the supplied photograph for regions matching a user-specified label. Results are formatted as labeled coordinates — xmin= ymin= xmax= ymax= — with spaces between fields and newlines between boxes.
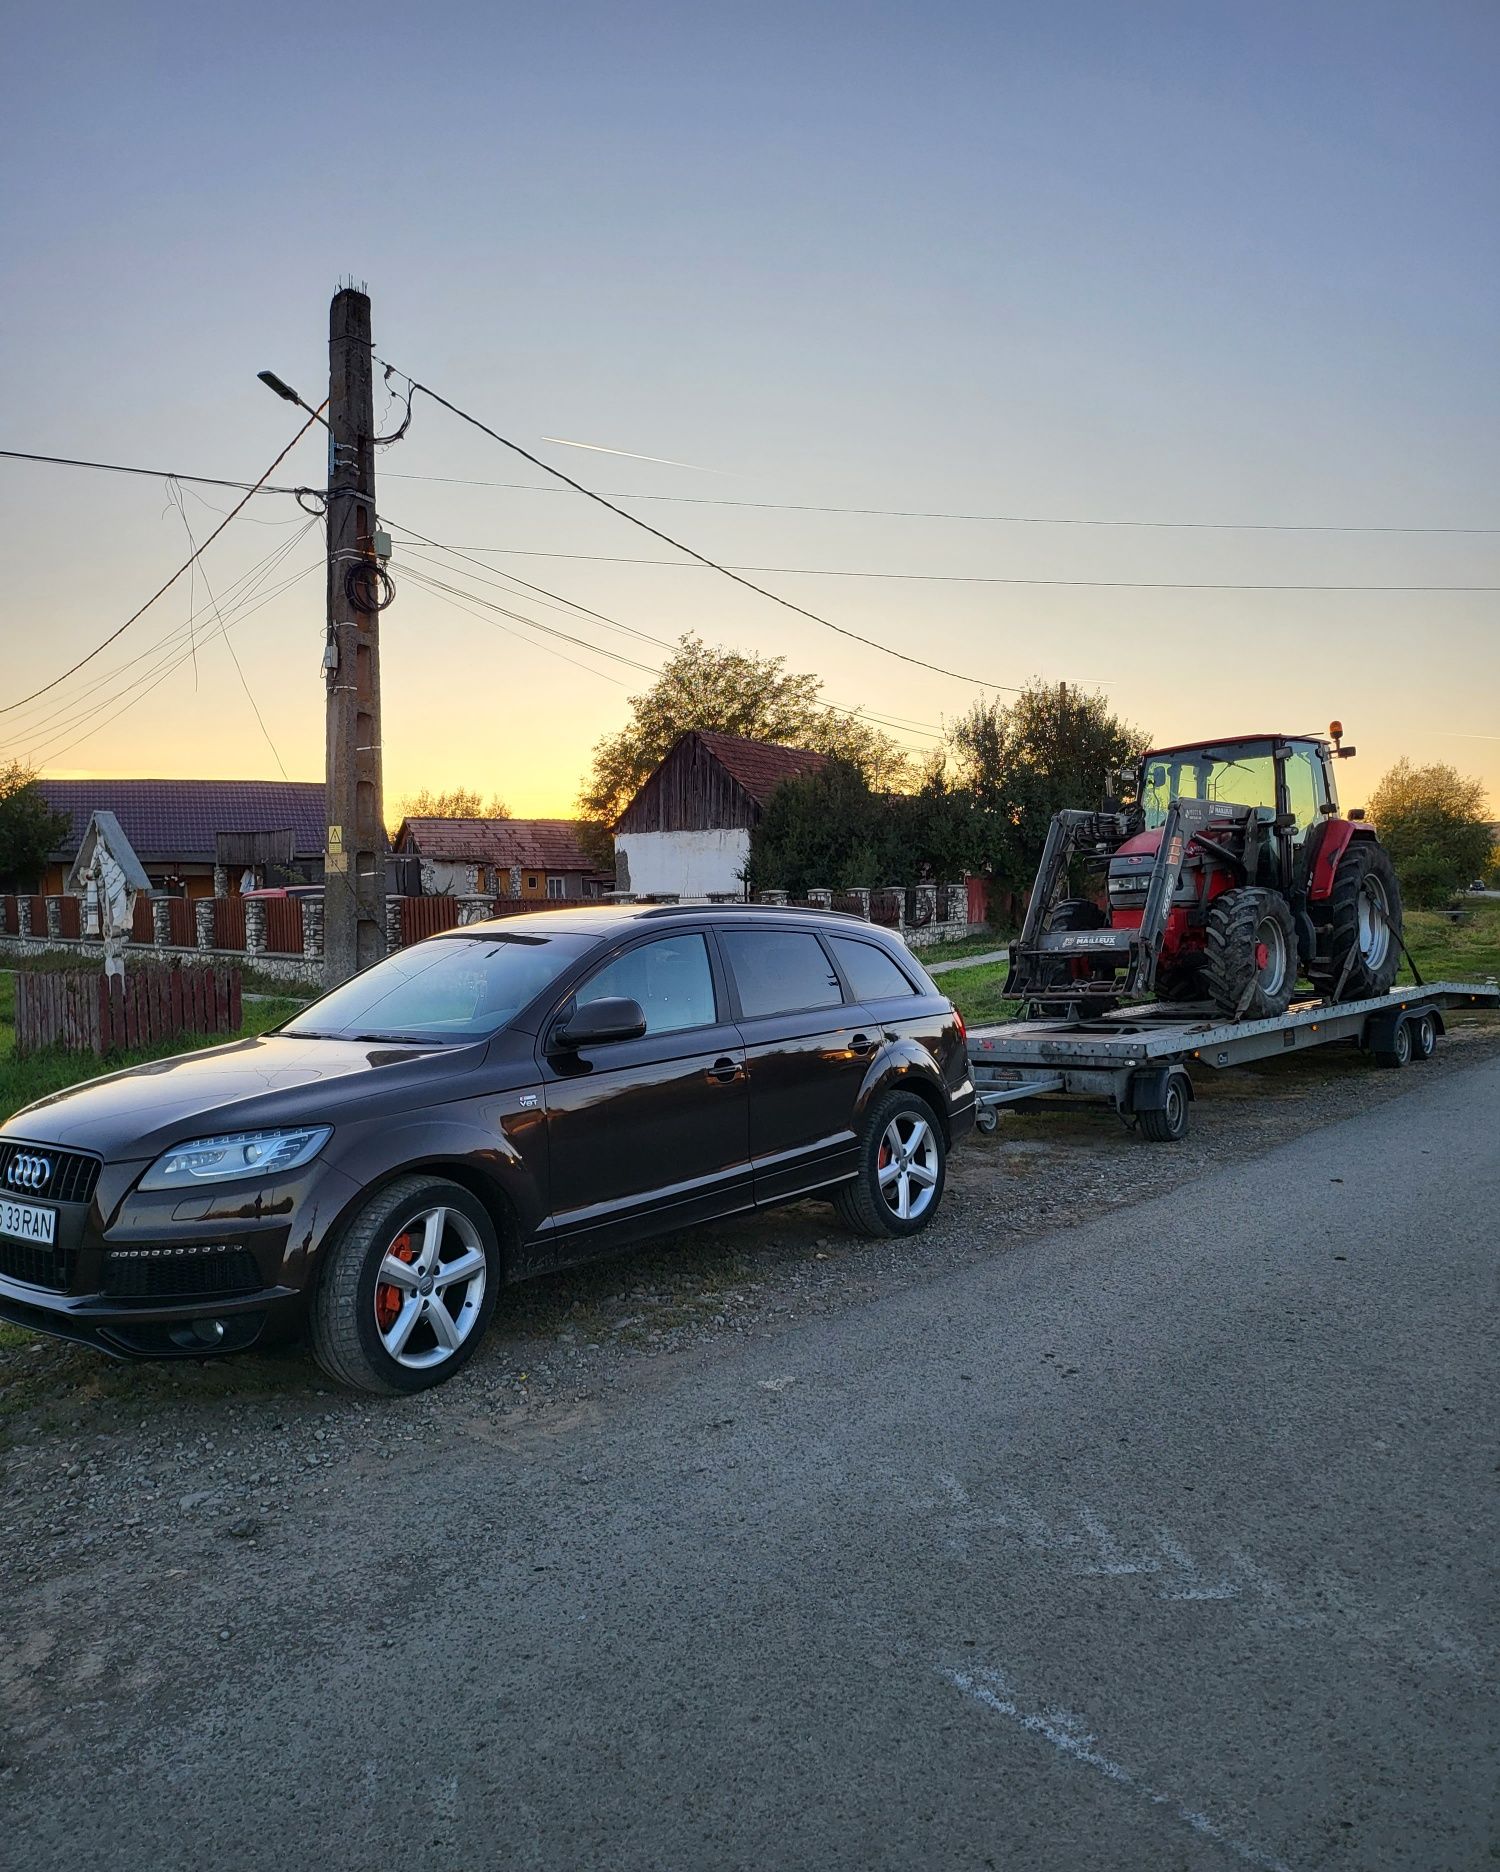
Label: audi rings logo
xmin=4 ymin=1152 xmax=52 ymax=1193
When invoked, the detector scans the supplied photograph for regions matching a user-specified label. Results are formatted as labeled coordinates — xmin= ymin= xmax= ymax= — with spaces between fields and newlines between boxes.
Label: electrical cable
xmin=376 ymin=469 xmax=1500 ymax=536
xmin=373 ymin=363 xmax=1019 ymax=689
xmin=1 ymin=407 xmax=326 ymax=715
xmin=391 ymin=538 xmax=1500 ymax=594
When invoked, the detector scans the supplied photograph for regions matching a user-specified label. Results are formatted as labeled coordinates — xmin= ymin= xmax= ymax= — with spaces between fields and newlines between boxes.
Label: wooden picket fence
xmin=13 ymin=965 xmax=242 ymax=1058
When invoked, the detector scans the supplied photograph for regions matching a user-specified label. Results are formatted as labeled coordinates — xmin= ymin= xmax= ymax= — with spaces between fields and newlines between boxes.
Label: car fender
xmin=853 ymin=1041 xmax=952 ymax=1136
xmin=306 ymin=1113 xmax=548 ymax=1273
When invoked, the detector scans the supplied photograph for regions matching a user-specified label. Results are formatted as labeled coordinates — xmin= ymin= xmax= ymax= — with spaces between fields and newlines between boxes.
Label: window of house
xmin=546 ymin=875 xmax=566 ymax=899
xmin=576 ymin=935 xmax=718 ymax=1034
xmin=721 ymin=930 xmax=844 ymax=1019
xmin=830 ymin=936 xmax=918 ymax=1001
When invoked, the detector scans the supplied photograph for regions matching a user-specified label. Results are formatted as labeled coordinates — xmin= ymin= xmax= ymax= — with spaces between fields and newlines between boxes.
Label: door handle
xmin=707 ymin=1057 xmax=743 ymax=1083
xmin=849 ymin=1033 xmax=877 ymax=1057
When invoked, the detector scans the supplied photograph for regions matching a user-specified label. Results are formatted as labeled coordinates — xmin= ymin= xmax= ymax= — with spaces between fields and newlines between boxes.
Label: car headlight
xmin=139 ymin=1127 xmax=332 ymax=1191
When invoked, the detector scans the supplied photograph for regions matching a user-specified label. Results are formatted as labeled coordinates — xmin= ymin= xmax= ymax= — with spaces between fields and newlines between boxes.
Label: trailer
xmin=968 ymin=981 xmax=1500 ymax=1142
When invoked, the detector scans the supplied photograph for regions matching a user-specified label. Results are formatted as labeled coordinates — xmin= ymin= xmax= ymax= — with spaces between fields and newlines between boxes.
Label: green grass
xmin=0 ymin=973 xmax=306 ymax=1126
xmin=941 ymin=960 xmax=1020 ymax=1028
xmin=912 ymin=931 xmax=1011 ymax=965
xmin=1398 ymin=899 xmax=1500 ymax=985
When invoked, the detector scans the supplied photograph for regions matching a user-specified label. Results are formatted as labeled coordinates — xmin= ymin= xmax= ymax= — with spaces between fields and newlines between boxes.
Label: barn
xmin=613 ymin=731 xmax=830 ymax=898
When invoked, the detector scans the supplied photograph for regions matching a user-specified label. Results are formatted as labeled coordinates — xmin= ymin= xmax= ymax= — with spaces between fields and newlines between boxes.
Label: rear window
xmin=281 ymin=932 xmax=596 ymax=1043
xmin=721 ymin=930 xmax=844 ymax=1019
xmin=830 ymin=936 xmax=917 ymax=1001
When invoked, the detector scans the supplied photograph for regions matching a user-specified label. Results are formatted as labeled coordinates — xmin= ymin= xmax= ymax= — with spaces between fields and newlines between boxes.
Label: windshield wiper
xmin=350 ymin=1030 xmax=454 ymax=1045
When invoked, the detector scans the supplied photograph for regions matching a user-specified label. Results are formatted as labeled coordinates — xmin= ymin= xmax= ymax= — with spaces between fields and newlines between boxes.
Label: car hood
xmin=2 ymin=1033 xmax=484 ymax=1159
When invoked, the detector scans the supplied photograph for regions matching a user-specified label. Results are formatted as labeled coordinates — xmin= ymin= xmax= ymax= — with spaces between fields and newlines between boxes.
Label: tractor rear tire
xmin=1308 ymin=841 xmax=1403 ymax=1002
xmin=1203 ymin=887 xmax=1298 ymax=1020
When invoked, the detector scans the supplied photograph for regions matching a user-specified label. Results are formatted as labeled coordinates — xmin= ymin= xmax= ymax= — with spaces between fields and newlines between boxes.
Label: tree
xmin=1365 ymin=759 xmax=1493 ymax=908
xmin=947 ymin=681 xmax=1148 ymax=898
xmin=577 ymin=634 xmax=912 ymax=833
xmin=748 ymin=758 xmax=975 ymax=896
xmin=397 ymin=787 xmax=510 ymax=822
xmin=0 ymin=762 xmax=68 ymax=889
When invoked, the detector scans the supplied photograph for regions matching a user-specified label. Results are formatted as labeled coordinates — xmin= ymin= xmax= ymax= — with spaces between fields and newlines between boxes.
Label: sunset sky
xmin=2 ymin=1 xmax=1496 ymax=820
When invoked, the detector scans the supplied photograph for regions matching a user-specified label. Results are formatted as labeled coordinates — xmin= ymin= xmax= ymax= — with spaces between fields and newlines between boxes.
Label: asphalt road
xmin=11 ymin=1058 xmax=1498 ymax=1872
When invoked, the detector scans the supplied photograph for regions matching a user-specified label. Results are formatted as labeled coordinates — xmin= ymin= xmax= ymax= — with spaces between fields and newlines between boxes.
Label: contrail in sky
xmin=541 ymin=436 xmax=737 ymax=475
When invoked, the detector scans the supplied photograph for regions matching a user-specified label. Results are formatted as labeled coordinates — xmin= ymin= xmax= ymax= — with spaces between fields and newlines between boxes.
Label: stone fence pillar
xmin=302 ymin=897 xmax=324 ymax=960
xmin=45 ymin=897 xmax=63 ymax=939
xmin=458 ymin=895 xmax=492 ymax=926
xmin=843 ymin=887 xmax=870 ymax=920
xmin=385 ymin=896 xmax=404 ymax=951
xmin=244 ymin=898 xmax=267 ymax=956
xmin=754 ymin=889 xmax=789 ymax=906
xmin=806 ymin=888 xmax=833 ymax=908
xmin=152 ymin=898 xmax=173 ymax=947
xmin=194 ymin=899 xmax=215 ymax=950
xmin=16 ymin=898 xmax=31 ymax=937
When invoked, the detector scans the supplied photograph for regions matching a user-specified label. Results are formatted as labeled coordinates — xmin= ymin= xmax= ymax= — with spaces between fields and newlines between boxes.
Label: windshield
xmin=281 ymin=932 xmax=597 ymax=1043
xmin=1140 ymin=742 xmax=1277 ymax=828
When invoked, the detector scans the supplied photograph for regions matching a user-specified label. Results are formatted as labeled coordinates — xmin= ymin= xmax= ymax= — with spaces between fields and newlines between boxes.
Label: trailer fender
xmin=1123 ymin=1064 xmax=1194 ymax=1114
xmin=1364 ymin=1009 xmax=1408 ymax=1056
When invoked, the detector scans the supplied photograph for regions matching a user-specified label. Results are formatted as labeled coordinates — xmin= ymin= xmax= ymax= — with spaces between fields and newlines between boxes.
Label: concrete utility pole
xmin=323 ymin=285 xmax=386 ymax=985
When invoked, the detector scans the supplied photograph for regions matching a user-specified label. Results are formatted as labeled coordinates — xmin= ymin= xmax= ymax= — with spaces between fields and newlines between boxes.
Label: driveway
xmin=5 ymin=1049 xmax=1495 ymax=1870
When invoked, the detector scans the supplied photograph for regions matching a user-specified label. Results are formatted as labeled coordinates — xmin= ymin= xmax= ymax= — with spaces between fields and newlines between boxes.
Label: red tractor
xmin=1005 ymin=724 xmax=1405 ymax=1020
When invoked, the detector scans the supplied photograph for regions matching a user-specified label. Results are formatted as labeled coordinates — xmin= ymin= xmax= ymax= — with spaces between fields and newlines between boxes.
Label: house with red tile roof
xmin=392 ymin=816 xmax=603 ymax=901
xmin=613 ymin=731 xmax=831 ymax=898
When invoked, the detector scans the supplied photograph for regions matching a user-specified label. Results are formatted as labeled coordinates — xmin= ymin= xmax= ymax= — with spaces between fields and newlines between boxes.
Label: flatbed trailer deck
xmin=967 ymin=981 xmax=1500 ymax=1141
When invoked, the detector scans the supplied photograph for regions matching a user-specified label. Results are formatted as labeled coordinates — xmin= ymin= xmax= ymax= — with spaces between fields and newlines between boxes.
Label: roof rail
xmin=636 ymin=900 xmax=865 ymax=919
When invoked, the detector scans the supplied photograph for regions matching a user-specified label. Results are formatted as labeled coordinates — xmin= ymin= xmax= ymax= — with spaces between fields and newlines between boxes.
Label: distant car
xmin=241 ymin=885 xmax=322 ymax=901
xmin=0 ymin=905 xmax=974 ymax=1395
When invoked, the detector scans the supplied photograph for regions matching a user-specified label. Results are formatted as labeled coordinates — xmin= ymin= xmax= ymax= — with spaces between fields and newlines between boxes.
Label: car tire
xmin=311 ymin=1175 xmax=501 ymax=1395
xmin=833 ymin=1088 xmax=948 ymax=1238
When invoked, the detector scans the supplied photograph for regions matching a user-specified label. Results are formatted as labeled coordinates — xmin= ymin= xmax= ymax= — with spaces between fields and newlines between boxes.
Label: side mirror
xmin=550 ymin=996 xmax=647 ymax=1051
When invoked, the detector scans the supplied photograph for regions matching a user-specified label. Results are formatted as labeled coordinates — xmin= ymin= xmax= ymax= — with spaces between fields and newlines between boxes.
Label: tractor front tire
xmin=1308 ymin=841 xmax=1403 ymax=1002
xmin=1203 ymin=887 xmax=1298 ymax=1020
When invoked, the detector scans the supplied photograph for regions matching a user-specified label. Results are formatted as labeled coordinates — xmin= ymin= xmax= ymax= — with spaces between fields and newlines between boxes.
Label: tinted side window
xmin=831 ymin=936 xmax=917 ymax=1000
xmin=577 ymin=934 xmax=717 ymax=1034
xmin=722 ymin=930 xmax=844 ymax=1019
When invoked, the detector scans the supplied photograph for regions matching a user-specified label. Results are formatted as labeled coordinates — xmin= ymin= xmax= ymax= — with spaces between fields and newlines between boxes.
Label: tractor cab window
xmin=1141 ymin=742 xmax=1277 ymax=827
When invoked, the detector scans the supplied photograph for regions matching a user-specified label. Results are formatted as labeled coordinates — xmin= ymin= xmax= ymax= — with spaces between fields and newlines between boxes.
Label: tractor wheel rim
xmin=877 ymin=1115 xmax=939 ymax=1221
xmin=373 ymin=1206 xmax=487 ymax=1370
xmin=1358 ymin=877 xmax=1391 ymax=967
xmin=1255 ymin=916 xmax=1288 ymax=992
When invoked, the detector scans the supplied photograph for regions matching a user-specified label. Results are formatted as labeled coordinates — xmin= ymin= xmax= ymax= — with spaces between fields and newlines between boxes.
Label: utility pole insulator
xmin=323 ymin=287 xmax=386 ymax=985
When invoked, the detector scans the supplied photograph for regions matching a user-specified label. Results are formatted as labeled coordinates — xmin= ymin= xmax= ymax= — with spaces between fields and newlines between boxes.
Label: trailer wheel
xmin=974 ymin=1103 xmax=1000 ymax=1135
xmin=1137 ymin=1079 xmax=1190 ymax=1142
xmin=1374 ymin=1019 xmax=1413 ymax=1069
xmin=1410 ymin=1012 xmax=1437 ymax=1060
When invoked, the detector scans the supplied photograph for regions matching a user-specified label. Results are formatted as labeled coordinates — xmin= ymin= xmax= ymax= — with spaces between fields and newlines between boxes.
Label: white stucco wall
xmin=614 ymin=829 xmax=749 ymax=898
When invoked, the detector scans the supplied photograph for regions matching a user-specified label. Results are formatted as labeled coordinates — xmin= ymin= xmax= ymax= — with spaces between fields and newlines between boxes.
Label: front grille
xmin=101 ymin=1246 xmax=263 ymax=1301
xmin=0 ymin=1141 xmax=102 ymax=1207
xmin=0 ymin=1236 xmax=72 ymax=1291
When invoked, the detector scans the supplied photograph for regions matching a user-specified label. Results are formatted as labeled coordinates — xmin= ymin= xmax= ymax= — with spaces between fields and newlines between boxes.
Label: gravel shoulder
xmin=3 ymin=1012 xmax=1496 ymax=1607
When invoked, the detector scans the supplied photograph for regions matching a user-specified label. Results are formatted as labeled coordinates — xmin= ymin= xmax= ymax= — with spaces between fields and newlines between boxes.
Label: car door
xmin=717 ymin=924 xmax=875 ymax=1204
xmin=537 ymin=929 xmax=751 ymax=1254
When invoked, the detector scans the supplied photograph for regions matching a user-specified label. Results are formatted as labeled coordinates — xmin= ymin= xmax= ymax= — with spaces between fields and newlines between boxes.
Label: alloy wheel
xmin=876 ymin=1114 xmax=939 ymax=1221
xmin=373 ymin=1206 xmax=488 ymax=1371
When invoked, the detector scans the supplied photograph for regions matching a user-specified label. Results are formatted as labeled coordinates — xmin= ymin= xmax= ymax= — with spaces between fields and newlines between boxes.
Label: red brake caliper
xmin=376 ymin=1230 xmax=416 ymax=1332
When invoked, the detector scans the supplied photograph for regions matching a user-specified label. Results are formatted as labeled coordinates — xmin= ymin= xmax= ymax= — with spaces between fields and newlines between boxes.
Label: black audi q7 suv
xmin=0 ymin=905 xmax=974 ymax=1393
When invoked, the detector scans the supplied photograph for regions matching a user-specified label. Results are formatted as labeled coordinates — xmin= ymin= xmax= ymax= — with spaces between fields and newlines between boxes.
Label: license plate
xmin=0 ymin=1197 xmax=56 ymax=1246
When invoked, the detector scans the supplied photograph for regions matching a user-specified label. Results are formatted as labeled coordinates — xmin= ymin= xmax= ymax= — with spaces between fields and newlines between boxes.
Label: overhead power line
xmin=379 ymin=469 xmax=1500 ymax=537
xmin=398 ymin=540 xmax=1500 ymax=594
xmin=375 ymin=361 xmax=1019 ymax=690
xmin=8 ymin=445 xmax=1494 ymax=538
xmin=0 ymin=409 xmax=326 ymax=716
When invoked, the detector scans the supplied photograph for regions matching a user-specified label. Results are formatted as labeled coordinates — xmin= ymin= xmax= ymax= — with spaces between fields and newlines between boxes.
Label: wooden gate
xmin=264 ymin=898 xmax=305 ymax=954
